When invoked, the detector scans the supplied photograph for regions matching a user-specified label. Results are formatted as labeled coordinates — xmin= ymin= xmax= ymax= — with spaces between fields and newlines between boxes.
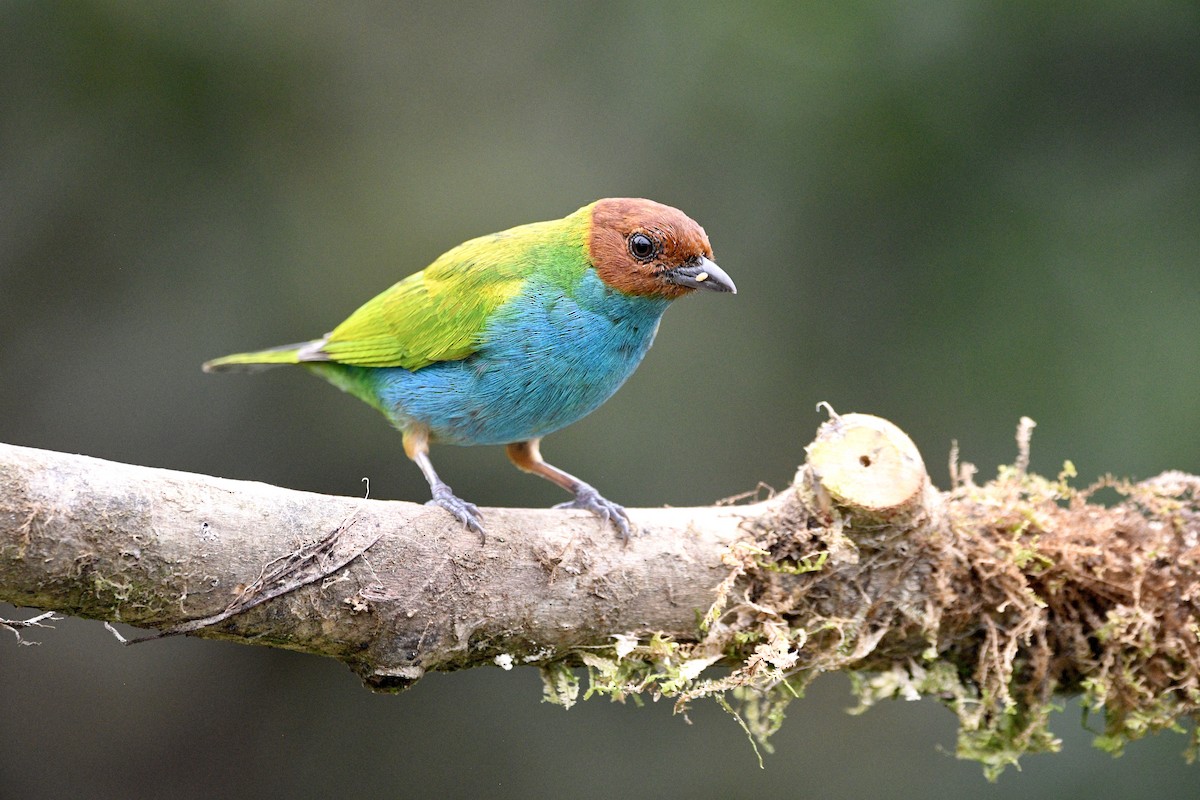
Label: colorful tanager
xmin=204 ymin=198 xmax=735 ymax=539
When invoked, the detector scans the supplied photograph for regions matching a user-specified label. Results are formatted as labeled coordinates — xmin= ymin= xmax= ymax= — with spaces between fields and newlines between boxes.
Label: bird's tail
xmin=202 ymin=340 xmax=324 ymax=373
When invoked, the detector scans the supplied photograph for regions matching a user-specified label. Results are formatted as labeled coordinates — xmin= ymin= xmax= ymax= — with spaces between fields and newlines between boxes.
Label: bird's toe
xmin=554 ymin=484 xmax=636 ymax=541
xmin=427 ymin=489 xmax=485 ymax=541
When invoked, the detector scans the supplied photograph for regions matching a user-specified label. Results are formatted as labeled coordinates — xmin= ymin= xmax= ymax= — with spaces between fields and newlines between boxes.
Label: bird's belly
xmin=368 ymin=309 xmax=662 ymax=446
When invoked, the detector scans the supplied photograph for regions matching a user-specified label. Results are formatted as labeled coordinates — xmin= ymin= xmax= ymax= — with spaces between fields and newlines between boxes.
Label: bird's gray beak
xmin=666 ymin=256 xmax=737 ymax=294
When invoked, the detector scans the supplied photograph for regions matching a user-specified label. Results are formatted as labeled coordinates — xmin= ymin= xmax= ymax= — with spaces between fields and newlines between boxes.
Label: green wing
xmin=317 ymin=217 xmax=584 ymax=370
xmin=202 ymin=210 xmax=591 ymax=374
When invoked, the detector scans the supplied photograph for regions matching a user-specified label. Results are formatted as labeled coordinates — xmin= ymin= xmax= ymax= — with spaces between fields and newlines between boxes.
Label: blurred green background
xmin=2 ymin=2 xmax=1198 ymax=798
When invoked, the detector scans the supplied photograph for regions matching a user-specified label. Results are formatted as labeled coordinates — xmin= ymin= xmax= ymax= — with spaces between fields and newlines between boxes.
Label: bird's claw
xmin=427 ymin=486 xmax=485 ymax=542
xmin=553 ymin=483 xmax=635 ymax=541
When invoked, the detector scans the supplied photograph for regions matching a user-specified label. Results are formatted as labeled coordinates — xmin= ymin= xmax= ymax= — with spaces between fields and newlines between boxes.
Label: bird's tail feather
xmin=202 ymin=340 xmax=324 ymax=373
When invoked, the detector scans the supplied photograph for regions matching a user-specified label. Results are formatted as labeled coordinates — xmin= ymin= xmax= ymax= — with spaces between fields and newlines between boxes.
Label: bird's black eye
xmin=627 ymin=232 xmax=657 ymax=261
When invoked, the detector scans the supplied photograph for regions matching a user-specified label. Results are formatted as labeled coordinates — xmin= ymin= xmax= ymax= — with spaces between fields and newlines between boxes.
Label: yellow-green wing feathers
xmin=204 ymin=211 xmax=592 ymax=376
xmin=319 ymin=214 xmax=591 ymax=369
xmin=318 ymin=245 xmax=525 ymax=369
xmin=204 ymin=209 xmax=591 ymax=374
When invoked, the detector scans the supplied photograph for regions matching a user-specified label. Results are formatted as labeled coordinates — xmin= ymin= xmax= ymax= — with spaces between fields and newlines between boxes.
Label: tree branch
xmin=0 ymin=437 xmax=749 ymax=688
xmin=1 ymin=412 xmax=1198 ymax=776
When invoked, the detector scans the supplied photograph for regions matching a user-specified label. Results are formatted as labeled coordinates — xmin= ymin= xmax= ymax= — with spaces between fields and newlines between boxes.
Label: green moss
xmin=539 ymin=661 xmax=580 ymax=709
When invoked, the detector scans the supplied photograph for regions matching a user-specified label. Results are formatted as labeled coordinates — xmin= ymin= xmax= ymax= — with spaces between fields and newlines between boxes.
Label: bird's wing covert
xmin=315 ymin=236 xmax=534 ymax=370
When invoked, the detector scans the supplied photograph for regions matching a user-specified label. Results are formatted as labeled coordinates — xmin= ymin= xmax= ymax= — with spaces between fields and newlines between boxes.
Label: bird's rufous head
xmin=587 ymin=198 xmax=736 ymax=300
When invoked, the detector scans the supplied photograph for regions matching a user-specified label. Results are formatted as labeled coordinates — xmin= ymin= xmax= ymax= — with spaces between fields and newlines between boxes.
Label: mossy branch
xmin=1 ymin=412 xmax=1198 ymax=777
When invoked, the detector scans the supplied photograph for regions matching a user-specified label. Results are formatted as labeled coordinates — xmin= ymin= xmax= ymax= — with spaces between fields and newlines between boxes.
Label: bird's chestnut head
xmin=587 ymin=198 xmax=736 ymax=299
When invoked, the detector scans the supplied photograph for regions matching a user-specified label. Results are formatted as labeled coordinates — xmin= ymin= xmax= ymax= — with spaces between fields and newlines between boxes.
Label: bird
xmin=203 ymin=198 xmax=735 ymax=540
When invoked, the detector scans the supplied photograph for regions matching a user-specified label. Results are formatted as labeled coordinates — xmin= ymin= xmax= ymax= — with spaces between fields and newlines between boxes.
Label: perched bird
xmin=204 ymin=198 xmax=735 ymax=539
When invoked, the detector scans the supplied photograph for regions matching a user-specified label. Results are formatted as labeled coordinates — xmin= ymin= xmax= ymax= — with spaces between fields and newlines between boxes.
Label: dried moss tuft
xmin=545 ymin=444 xmax=1200 ymax=777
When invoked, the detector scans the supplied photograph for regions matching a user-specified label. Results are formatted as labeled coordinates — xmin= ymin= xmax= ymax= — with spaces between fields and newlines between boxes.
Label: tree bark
xmin=2 ymin=413 xmax=1198 ymax=774
xmin=0 ymin=437 xmax=749 ymax=688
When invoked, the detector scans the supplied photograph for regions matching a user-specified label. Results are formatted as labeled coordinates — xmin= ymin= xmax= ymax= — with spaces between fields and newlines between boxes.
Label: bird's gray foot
xmin=427 ymin=484 xmax=485 ymax=541
xmin=553 ymin=483 xmax=634 ymax=541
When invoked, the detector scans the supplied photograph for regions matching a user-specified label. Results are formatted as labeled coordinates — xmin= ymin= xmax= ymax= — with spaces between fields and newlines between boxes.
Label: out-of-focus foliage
xmin=1 ymin=2 xmax=1197 ymax=797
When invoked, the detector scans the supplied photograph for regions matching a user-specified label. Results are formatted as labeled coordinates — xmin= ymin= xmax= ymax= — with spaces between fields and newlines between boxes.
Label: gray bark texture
xmin=0 ymin=439 xmax=748 ymax=688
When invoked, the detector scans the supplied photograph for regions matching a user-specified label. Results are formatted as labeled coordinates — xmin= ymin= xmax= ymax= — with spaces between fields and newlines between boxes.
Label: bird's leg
xmin=403 ymin=427 xmax=484 ymax=540
xmin=505 ymin=439 xmax=634 ymax=540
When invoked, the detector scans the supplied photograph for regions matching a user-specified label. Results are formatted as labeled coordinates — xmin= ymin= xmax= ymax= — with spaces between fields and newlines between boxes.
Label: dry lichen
xmin=541 ymin=440 xmax=1200 ymax=778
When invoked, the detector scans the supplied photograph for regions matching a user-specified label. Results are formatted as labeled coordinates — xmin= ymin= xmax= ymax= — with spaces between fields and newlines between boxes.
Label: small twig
xmin=949 ymin=440 xmax=960 ymax=490
xmin=123 ymin=511 xmax=382 ymax=644
xmin=1015 ymin=416 xmax=1036 ymax=476
xmin=2 ymin=610 xmax=60 ymax=645
xmin=716 ymin=482 xmax=777 ymax=507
